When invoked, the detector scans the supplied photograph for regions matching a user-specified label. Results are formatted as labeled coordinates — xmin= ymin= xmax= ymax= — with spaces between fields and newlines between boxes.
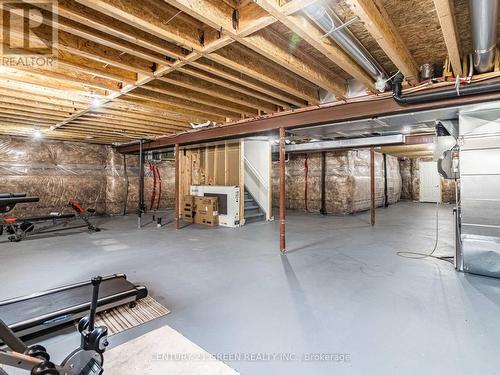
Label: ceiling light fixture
xmin=91 ymin=96 xmax=101 ymax=107
xmin=33 ymin=127 xmax=42 ymax=139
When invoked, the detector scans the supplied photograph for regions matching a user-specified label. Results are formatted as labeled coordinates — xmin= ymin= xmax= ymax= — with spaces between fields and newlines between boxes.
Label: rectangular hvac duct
xmin=459 ymin=105 xmax=500 ymax=277
xmin=284 ymin=134 xmax=404 ymax=153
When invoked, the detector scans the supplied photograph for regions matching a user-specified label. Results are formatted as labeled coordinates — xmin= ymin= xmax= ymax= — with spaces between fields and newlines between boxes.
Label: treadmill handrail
xmin=0 ymin=274 xmax=126 ymax=305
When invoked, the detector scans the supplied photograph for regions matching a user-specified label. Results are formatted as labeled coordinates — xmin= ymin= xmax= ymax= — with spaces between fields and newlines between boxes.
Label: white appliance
xmin=190 ymin=185 xmax=240 ymax=227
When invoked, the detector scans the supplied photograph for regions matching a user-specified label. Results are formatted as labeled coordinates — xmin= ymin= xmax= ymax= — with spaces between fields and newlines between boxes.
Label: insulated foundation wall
xmin=272 ymin=150 xmax=401 ymax=214
xmin=399 ymin=157 xmax=456 ymax=203
xmin=107 ymin=152 xmax=175 ymax=216
xmin=0 ymin=136 xmax=174 ymax=217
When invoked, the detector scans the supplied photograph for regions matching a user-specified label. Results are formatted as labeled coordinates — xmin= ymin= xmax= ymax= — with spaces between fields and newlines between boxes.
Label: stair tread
xmin=245 ymin=212 xmax=265 ymax=218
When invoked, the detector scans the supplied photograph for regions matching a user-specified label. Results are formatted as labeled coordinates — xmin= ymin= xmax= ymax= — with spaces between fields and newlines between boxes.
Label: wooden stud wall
xmin=179 ymin=141 xmax=242 ymax=215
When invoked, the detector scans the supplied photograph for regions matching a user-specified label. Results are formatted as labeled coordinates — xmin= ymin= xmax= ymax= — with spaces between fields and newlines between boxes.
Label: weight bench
xmin=0 ymin=193 xmax=100 ymax=242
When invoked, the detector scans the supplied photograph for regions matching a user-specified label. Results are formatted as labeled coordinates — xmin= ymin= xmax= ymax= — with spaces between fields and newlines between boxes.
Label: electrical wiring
xmin=396 ymin=201 xmax=454 ymax=264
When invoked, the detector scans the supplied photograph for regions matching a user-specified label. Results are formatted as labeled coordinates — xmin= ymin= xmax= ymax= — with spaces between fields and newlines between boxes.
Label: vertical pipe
xmin=320 ymin=151 xmax=327 ymax=215
xmin=123 ymin=154 xmax=128 ymax=216
xmin=175 ymin=143 xmax=180 ymax=230
xmin=279 ymin=127 xmax=286 ymax=253
xmin=454 ymin=179 xmax=461 ymax=270
xmin=138 ymin=140 xmax=145 ymax=229
xmin=409 ymin=159 xmax=414 ymax=200
xmin=239 ymin=140 xmax=245 ymax=224
xmin=304 ymin=153 xmax=309 ymax=212
xmin=469 ymin=0 xmax=499 ymax=73
xmin=370 ymin=147 xmax=376 ymax=226
xmin=383 ymin=153 xmax=389 ymax=208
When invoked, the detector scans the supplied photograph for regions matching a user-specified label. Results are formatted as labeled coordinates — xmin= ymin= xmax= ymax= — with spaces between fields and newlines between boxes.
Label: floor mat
xmin=95 ymin=296 xmax=170 ymax=336
xmin=105 ymin=325 xmax=240 ymax=375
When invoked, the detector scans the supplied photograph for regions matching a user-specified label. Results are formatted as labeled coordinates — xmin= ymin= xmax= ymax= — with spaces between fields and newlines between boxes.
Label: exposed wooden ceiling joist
xmin=33 ymin=0 xmax=319 ymax=138
xmin=158 ymin=72 xmax=277 ymax=113
xmin=254 ymin=0 xmax=376 ymax=90
xmin=433 ymin=0 xmax=463 ymax=77
xmin=0 ymin=0 xmax=473 ymax=144
xmin=344 ymin=0 xmax=420 ymax=83
xmin=141 ymin=81 xmax=259 ymax=116
xmin=177 ymin=66 xmax=290 ymax=108
xmin=162 ymin=0 xmax=346 ymax=98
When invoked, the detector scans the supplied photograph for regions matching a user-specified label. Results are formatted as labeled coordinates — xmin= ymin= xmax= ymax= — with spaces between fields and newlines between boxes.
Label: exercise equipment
xmin=0 ymin=274 xmax=147 ymax=341
xmin=0 ymin=193 xmax=40 ymax=214
xmin=0 ymin=193 xmax=100 ymax=242
xmin=0 ymin=276 xmax=109 ymax=375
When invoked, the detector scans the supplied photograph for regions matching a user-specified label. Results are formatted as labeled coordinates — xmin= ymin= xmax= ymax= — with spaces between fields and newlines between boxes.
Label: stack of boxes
xmin=182 ymin=195 xmax=218 ymax=227
xmin=182 ymin=195 xmax=195 ymax=223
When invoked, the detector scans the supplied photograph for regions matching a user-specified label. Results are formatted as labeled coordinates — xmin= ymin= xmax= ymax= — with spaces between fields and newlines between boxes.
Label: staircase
xmin=244 ymin=189 xmax=265 ymax=223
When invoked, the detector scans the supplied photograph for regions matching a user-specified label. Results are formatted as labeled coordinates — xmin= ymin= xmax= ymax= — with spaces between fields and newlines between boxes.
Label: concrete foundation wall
xmin=272 ymin=150 xmax=402 ymax=214
xmin=399 ymin=157 xmax=456 ymax=203
xmin=0 ymin=136 xmax=174 ymax=217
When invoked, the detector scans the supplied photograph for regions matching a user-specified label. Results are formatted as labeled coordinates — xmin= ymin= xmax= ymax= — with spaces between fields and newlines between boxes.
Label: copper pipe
xmin=279 ymin=127 xmax=286 ymax=253
xmin=370 ymin=147 xmax=376 ymax=226
xmin=175 ymin=143 xmax=180 ymax=230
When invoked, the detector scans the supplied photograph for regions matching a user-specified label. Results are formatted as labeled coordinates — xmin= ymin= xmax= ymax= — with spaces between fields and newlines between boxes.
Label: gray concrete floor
xmin=1 ymin=202 xmax=500 ymax=375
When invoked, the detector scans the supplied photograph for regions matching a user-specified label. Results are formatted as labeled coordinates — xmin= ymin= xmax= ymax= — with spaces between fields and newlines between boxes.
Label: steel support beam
xmin=279 ymin=127 xmax=286 ymax=253
xmin=370 ymin=147 xmax=376 ymax=226
xmin=116 ymin=88 xmax=500 ymax=154
xmin=320 ymin=151 xmax=327 ymax=215
xmin=138 ymin=139 xmax=145 ymax=229
xmin=383 ymin=153 xmax=389 ymax=208
xmin=175 ymin=143 xmax=180 ymax=230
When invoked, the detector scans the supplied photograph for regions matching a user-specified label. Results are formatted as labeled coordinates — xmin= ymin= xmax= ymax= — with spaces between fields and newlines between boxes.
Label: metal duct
xmin=282 ymin=134 xmax=404 ymax=153
xmin=470 ymin=0 xmax=499 ymax=73
xmin=305 ymin=5 xmax=388 ymax=89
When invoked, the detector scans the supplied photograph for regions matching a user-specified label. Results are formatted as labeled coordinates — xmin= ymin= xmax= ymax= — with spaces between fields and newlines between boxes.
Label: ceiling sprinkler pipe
xmin=470 ymin=0 xmax=499 ymax=73
xmin=305 ymin=5 xmax=388 ymax=89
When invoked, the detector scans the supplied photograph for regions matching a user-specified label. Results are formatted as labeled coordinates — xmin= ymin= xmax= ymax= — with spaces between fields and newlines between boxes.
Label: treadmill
xmin=0 ymin=274 xmax=147 ymax=341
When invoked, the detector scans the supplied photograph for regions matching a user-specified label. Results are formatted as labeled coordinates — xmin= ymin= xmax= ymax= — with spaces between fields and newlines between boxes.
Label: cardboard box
xmin=182 ymin=209 xmax=194 ymax=223
xmin=194 ymin=196 xmax=218 ymax=226
xmin=182 ymin=195 xmax=195 ymax=223
xmin=184 ymin=195 xmax=194 ymax=207
xmin=194 ymin=196 xmax=217 ymax=209
xmin=194 ymin=210 xmax=218 ymax=226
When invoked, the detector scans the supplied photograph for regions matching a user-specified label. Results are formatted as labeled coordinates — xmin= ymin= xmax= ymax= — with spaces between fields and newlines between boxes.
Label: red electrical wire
xmin=150 ymin=163 xmax=157 ymax=210
xmin=156 ymin=165 xmax=162 ymax=210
